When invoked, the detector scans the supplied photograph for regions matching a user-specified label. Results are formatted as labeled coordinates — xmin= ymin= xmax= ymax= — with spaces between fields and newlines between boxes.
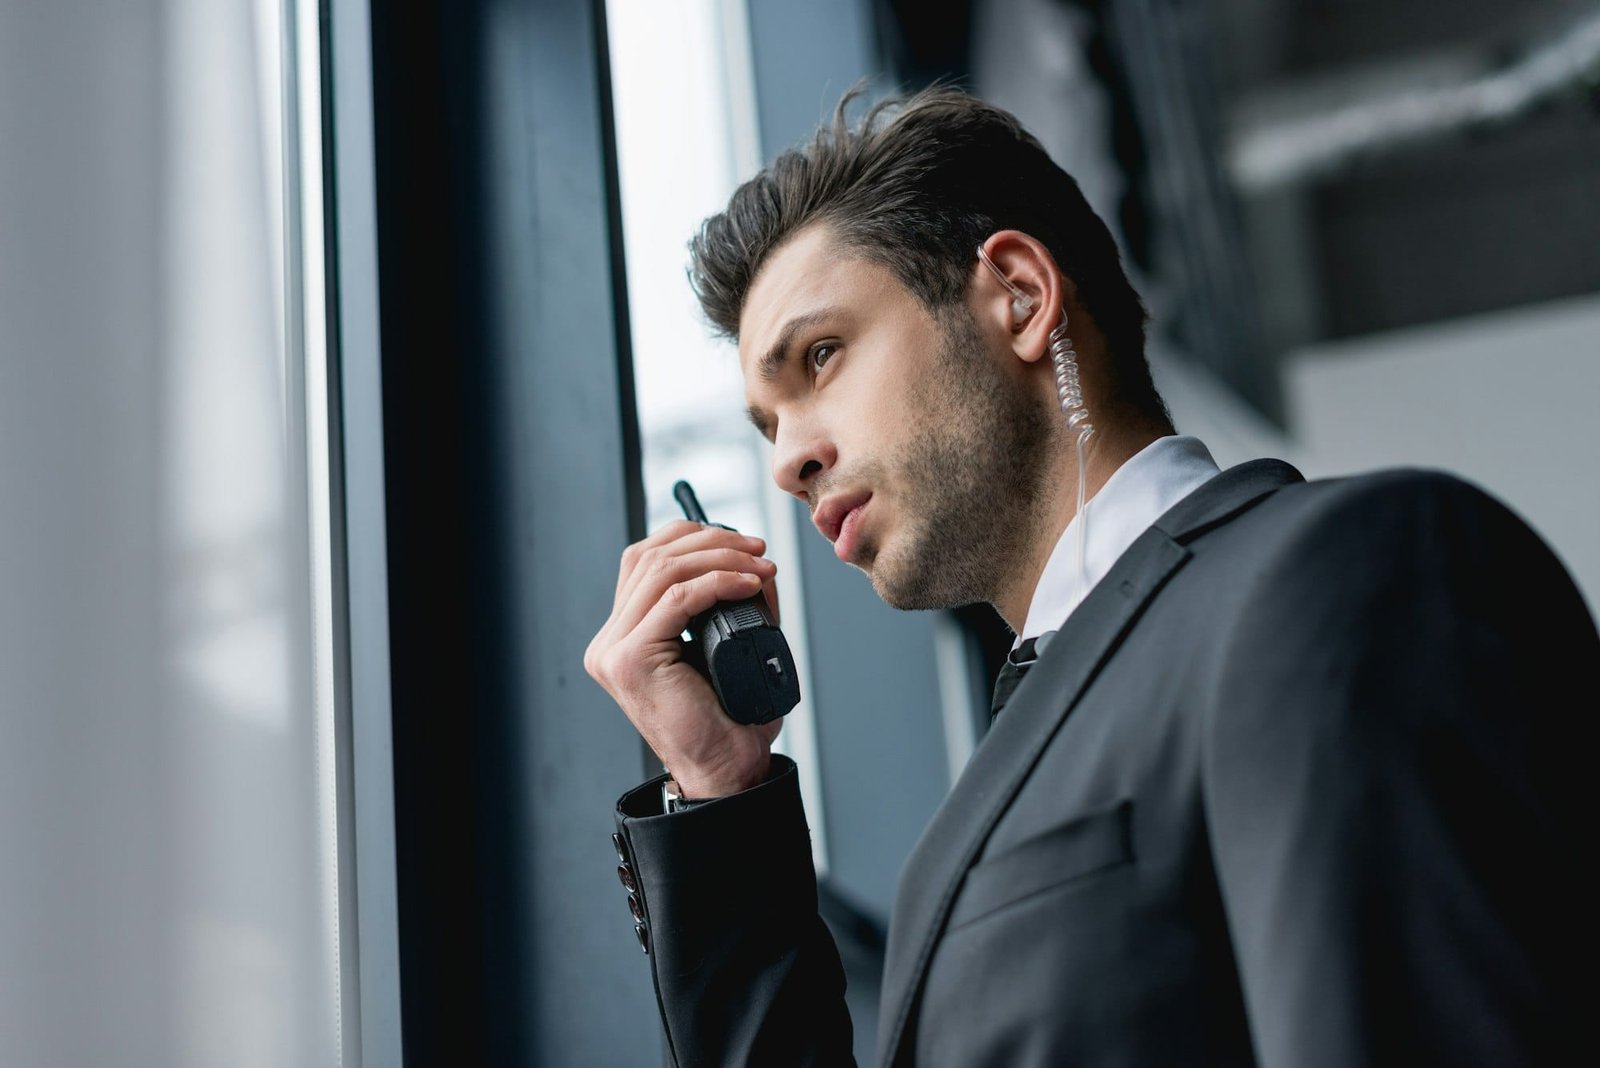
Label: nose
xmin=771 ymin=417 xmax=835 ymax=502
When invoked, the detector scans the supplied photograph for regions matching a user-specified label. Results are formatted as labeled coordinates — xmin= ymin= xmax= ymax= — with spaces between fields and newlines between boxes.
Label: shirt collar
xmin=1015 ymin=435 xmax=1220 ymax=645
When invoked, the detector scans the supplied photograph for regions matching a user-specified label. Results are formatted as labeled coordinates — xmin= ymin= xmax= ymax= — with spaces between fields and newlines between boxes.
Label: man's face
xmin=739 ymin=224 xmax=1056 ymax=610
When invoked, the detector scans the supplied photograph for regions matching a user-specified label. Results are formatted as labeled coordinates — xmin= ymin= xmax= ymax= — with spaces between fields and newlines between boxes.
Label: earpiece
xmin=977 ymin=244 xmax=1035 ymax=326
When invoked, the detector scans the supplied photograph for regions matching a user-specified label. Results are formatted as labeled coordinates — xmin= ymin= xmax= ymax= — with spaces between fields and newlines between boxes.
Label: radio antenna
xmin=673 ymin=480 xmax=710 ymax=525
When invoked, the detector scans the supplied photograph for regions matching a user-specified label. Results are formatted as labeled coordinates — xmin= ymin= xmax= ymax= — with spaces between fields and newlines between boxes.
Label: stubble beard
xmin=865 ymin=309 xmax=1058 ymax=611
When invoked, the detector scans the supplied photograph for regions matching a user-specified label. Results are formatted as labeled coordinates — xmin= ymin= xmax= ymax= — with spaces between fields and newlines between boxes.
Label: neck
xmin=992 ymin=416 xmax=1166 ymax=633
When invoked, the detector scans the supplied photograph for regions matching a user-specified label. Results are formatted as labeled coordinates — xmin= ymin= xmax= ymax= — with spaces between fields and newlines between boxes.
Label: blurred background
xmin=2 ymin=0 xmax=1595 ymax=1064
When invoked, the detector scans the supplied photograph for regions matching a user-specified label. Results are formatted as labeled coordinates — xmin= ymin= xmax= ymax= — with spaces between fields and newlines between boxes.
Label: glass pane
xmin=0 ymin=1 xmax=350 ymax=1063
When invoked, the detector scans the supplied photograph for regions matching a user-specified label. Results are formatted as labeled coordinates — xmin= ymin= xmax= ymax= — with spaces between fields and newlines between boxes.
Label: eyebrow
xmin=755 ymin=307 xmax=842 ymax=384
xmin=745 ymin=306 xmax=843 ymax=438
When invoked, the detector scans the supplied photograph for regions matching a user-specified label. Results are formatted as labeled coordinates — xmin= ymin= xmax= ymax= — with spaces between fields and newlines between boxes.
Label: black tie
xmin=990 ymin=631 xmax=1055 ymax=719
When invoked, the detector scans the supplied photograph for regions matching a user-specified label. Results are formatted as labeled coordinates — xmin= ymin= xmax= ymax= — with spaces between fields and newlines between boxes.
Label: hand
xmin=585 ymin=519 xmax=784 ymax=799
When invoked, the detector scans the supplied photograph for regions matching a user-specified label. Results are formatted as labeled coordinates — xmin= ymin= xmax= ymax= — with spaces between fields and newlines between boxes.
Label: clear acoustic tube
xmin=1048 ymin=313 xmax=1095 ymax=586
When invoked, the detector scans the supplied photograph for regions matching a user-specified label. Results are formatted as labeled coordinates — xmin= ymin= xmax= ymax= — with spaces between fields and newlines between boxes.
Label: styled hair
xmin=689 ymin=86 xmax=1162 ymax=417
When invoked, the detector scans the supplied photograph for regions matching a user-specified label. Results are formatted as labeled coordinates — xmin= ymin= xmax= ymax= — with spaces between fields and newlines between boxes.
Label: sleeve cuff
xmin=614 ymin=753 xmax=814 ymax=898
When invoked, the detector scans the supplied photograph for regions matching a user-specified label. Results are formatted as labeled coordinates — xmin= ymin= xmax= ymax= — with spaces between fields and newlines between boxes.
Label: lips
xmin=813 ymin=490 xmax=872 ymax=546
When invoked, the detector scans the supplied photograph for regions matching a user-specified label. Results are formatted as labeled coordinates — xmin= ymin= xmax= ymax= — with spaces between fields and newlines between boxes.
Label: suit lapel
xmin=877 ymin=459 xmax=1302 ymax=1066
xmin=1152 ymin=458 xmax=1302 ymax=545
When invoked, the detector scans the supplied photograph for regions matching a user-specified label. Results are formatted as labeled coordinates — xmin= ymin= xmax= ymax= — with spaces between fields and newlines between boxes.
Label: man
xmin=584 ymin=88 xmax=1593 ymax=1067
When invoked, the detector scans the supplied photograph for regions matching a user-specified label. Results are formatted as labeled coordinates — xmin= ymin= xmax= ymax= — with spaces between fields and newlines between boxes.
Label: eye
xmin=809 ymin=343 xmax=838 ymax=374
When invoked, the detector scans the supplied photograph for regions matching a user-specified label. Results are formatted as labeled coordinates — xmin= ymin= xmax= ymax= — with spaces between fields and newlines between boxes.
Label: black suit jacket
xmin=613 ymin=461 xmax=1596 ymax=1067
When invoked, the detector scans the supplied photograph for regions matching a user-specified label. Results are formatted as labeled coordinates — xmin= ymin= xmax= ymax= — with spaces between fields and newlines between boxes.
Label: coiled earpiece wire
xmin=976 ymin=244 xmax=1097 ymax=589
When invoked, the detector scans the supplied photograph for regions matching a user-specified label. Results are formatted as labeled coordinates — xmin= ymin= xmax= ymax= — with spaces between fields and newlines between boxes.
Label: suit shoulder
xmin=1277 ymin=465 xmax=1504 ymax=521
xmin=1217 ymin=465 xmax=1594 ymax=647
xmin=1240 ymin=465 xmax=1529 ymax=560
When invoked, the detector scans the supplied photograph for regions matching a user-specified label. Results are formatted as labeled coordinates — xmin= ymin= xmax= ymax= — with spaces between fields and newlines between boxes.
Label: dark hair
xmin=689 ymin=86 xmax=1163 ymax=418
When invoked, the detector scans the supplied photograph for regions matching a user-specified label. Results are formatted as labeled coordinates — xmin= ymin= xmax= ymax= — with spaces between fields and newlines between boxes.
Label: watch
xmin=662 ymin=778 xmax=716 ymax=814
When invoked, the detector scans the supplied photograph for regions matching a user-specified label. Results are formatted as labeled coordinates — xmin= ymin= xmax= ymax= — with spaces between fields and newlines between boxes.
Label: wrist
xmin=671 ymin=750 xmax=771 ymax=800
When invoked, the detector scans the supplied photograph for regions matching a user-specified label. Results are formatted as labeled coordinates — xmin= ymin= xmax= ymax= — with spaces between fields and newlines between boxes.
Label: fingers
xmin=617 ymin=521 xmax=767 ymax=598
xmin=637 ymin=568 xmax=767 ymax=649
xmin=614 ymin=545 xmax=776 ymax=639
xmin=615 ymin=519 xmax=700 ymax=599
xmin=614 ymin=523 xmax=766 ymax=609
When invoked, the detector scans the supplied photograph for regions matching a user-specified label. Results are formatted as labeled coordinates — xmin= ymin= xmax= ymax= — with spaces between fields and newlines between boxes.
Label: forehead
xmin=736 ymin=224 xmax=900 ymax=377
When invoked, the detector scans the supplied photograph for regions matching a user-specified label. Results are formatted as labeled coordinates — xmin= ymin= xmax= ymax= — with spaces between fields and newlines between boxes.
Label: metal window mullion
xmin=323 ymin=0 xmax=406 ymax=1064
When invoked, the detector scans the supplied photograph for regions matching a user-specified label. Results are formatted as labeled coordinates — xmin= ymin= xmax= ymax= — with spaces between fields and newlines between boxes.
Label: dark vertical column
xmin=366 ymin=0 xmax=658 ymax=1062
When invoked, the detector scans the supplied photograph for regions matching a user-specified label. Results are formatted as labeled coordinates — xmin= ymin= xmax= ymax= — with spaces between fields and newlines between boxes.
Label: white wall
xmin=1154 ymin=293 xmax=1600 ymax=617
xmin=1287 ymin=293 xmax=1600 ymax=615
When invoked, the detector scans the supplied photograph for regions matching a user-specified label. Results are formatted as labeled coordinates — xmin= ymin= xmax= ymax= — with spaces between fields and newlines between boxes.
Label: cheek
xmin=856 ymin=359 xmax=923 ymax=428
xmin=833 ymin=327 xmax=943 ymax=462
xmin=842 ymin=393 xmax=910 ymax=467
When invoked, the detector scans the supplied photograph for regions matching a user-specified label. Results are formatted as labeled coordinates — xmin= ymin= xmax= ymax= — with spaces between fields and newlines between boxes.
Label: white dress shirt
xmin=1016 ymin=435 xmax=1221 ymax=647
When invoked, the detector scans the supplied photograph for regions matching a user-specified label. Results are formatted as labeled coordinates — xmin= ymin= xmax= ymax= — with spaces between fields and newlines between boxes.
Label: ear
xmin=973 ymin=230 xmax=1074 ymax=365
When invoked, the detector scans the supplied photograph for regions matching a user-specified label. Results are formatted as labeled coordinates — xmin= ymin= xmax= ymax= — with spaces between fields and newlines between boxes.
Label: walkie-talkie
xmin=673 ymin=480 xmax=800 ymax=726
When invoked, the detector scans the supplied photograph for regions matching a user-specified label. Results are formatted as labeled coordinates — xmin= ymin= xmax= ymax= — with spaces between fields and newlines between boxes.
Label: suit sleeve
xmin=1202 ymin=473 xmax=1595 ymax=1067
xmin=615 ymin=755 xmax=856 ymax=1067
